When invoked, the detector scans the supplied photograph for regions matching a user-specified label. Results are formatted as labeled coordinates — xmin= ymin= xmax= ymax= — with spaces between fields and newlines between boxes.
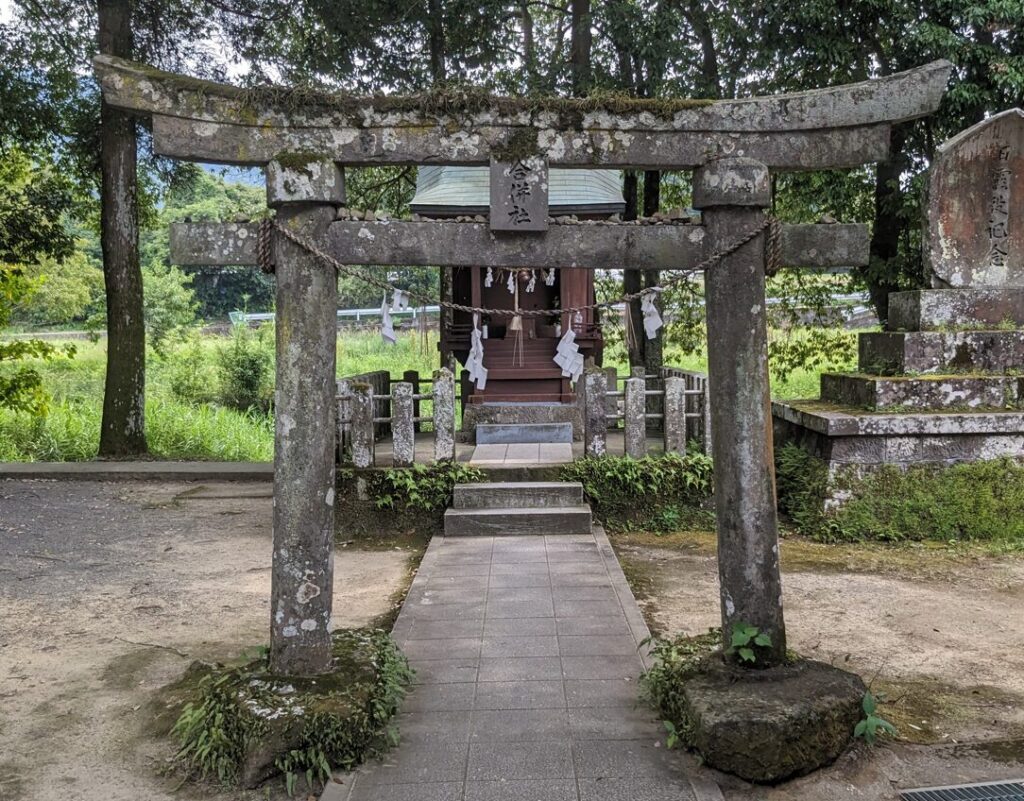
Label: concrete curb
xmin=0 ymin=461 xmax=273 ymax=482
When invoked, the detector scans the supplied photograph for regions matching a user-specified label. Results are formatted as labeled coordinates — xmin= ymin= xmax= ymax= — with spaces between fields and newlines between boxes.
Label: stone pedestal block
xmin=860 ymin=330 xmax=1024 ymax=374
xmin=820 ymin=372 xmax=1024 ymax=411
xmin=681 ymin=658 xmax=865 ymax=783
xmin=888 ymin=288 xmax=1024 ymax=331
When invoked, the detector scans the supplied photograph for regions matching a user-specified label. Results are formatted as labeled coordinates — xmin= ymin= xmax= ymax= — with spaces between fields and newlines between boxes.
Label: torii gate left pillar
xmin=266 ymin=158 xmax=344 ymax=675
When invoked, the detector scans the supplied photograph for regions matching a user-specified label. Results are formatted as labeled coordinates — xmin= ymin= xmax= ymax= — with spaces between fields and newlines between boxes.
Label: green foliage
xmin=854 ymin=691 xmax=897 ymax=745
xmin=0 ymin=148 xmax=75 ymax=266
xmin=560 ymin=451 xmax=714 ymax=532
xmin=774 ymin=443 xmax=834 ymax=535
xmin=0 ymin=265 xmax=76 ymax=413
xmin=13 ymin=249 xmax=105 ymax=326
xmin=0 ymin=396 xmax=273 ymax=462
xmin=374 ymin=462 xmax=485 ymax=514
xmin=172 ymin=629 xmax=412 ymax=791
xmin=640 ymin=629 xmax=722 ymax=750
xmin=727 ymin=622 xmax=773 ymax=664
xmin=142 ymin=263 xmax=199 ymax=350
xmin=165 ymin=333 xmax=219 ymax=405
xmin=775 ymin=444 xmax=1024 ymax=544
xmin=216 ymin=324 xmax=273 ymax=413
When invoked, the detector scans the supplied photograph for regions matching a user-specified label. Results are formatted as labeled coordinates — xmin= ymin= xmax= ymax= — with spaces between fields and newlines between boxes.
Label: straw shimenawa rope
xmin=257 ymin=215 xmax=783 ymax=317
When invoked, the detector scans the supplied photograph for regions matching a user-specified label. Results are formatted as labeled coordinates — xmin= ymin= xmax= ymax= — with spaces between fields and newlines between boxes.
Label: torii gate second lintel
xmin=94 ymin=57 xmax=948 ymax=675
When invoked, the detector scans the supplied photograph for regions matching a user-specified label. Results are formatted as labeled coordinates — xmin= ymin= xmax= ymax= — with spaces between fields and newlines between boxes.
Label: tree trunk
xmin=685 ymin=0 xmax=721 ymax=98
xmin=642 ymin=170 xmax=662 ymax=373
xmin=98 ymin=0 xmax=147 ymax=457
xmin=570 ymin=0 xmax=592 ymax=96
xmin=520 ymin=0 xmax=536 ymax=90
xmin=622 ymin=171 xmax=644 ymax=367
xmin=427 ymin=0 xmax=447 ymax=83
xmin=868 ymin=124 xmax=909 ymax=324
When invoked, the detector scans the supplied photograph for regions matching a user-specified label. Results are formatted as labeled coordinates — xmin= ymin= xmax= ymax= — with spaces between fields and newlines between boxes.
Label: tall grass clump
xmin=775 ymin=443 xmax=1024 ymax=545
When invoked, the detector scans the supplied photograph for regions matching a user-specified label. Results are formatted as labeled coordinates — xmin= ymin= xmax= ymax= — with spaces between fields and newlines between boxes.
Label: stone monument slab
xmin=926 ymin=108 xmax=1024 ymax=288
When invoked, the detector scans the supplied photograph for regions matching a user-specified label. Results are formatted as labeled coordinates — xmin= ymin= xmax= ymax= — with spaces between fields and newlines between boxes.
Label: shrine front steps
xmin=444 ymin=481 xmax=593 ymax=536
xmin=819 ymin=372 xmax=1024 ymax=411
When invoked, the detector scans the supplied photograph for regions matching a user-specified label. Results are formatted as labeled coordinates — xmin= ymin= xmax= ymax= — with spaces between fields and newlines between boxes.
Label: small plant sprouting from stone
xmin=854 ymin=691 xmax=897 ymax=745
xmin=728 ymin=622 xmax=772 ymax=664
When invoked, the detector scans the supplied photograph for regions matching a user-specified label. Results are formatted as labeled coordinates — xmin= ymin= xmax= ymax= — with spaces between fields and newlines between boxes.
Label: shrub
xmin=374 ymin=461 xmax=485 ymax=514
xmin=775 ymin=444 xmax=1024 ymax=544
xmin=216 ymin=324 xmax=273 ymax=412
xmin=165 ymin=334 xmax=218 ymax=405
xmin=560 ymin=450 xmax=714 ymax=532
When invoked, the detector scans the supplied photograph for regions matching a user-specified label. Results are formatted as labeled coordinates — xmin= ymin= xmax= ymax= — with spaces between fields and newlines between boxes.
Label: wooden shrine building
xmin=412 ymin=167 xmax=624 ymax=406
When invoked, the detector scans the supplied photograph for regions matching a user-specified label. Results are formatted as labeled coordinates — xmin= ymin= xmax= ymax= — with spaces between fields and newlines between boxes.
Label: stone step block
xmin=859 ymin=330 xmax=1024 ymax=374
xmin=453 ymin=481 xmax=584 ymax=509
xmin=820 ymin=372 xmax=1024 ymax=411
xmin=476 ymin=422 xmax=574 ymax=444
xmin=887 ymin=288 xmax=1024 ymax=332
xmin=444 ymin=506 xmax=592 ymax=536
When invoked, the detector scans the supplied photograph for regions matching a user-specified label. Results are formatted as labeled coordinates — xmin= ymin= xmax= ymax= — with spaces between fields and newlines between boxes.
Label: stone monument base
xmin=774 ymin=287 xmax=1024 ymax=504
xmin=681 ymin=658 xmax=865 ymax=783
xmin=459 ymin=401 xmax=583 ymax=443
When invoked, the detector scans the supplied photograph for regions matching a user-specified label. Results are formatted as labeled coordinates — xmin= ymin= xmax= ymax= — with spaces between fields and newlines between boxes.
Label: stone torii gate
xmin=94 ymin=55 xmax=950 ymax=675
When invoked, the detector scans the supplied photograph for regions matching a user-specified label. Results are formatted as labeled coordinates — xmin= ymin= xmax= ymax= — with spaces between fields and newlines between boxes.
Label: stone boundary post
xmin=267 ymin=156 xmax=344 ymax=675
xmin=663 ymin=377 xmax=687 ymax=454
xmin=336 ymin=379 xmax=351 ymax=464
xmin=391 ymin=382 xmax=414 ymax=467
xmin=694 ymin=156 xmax=787 ymax=665
xmin=624 ymin=376 xmax=647 ymax=458
xmin=350 ymin=383 xmax=375 ymax=469
xmin=583 ymin=369 xmax=607 ymax=457
xmin=432 ymin=368 xmax=456 ymax=461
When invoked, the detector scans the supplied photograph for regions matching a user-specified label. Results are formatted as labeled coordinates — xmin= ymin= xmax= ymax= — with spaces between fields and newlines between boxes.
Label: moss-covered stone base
xmin=681 ymin=657 xmax=864 ymax=783
xmin=168 ymin=629 xmax=412 ymax=791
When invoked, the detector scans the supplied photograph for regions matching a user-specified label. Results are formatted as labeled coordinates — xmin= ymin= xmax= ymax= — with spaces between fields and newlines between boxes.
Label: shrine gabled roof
xmin=411 ymin=166 xmax=625 ymax=216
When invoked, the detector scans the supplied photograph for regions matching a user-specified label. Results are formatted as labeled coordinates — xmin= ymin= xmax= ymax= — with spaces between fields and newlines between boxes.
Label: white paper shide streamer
xmin=391 ymin=289 xmax=410 ymax=312
xmin=466 ymin=314 xmax=488 ymax=390
xmin=484 ymin=267 xmax=494 ymax=288
xmin=641 ymin=290 xmax=664 ymax=340
xmin=380 ymin=293 xmax=396 ymax=344
xmin=553 ymin=329 xmax=584 ymax=384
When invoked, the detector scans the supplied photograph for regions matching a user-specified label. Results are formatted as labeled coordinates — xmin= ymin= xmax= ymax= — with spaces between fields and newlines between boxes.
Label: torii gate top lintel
xmin=94 ymin=55 xmax=950 ymax=171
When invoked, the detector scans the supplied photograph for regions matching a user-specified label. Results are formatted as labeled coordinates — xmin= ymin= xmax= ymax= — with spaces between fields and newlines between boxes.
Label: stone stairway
xmin=444 ymin=481 xmax=593 ymax=536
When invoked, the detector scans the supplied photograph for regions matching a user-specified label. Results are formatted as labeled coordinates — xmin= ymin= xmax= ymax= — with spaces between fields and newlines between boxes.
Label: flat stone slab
xmin=773 ymin=400 xmax=1024 ymax=437
xmin=453 ymin=482 xmax=584 ymax=509
xmin=329 ymin=529 xmax=711 ymax=801
xmin=469 ymin=442 xmax=574 ymax=466
xmin=476 ymin=423 xmax=574 ymax=445
xmin=682 ymin=658 xmax=864 ymax=783
xmin=444 ymin=506 xmax=592 ymax=537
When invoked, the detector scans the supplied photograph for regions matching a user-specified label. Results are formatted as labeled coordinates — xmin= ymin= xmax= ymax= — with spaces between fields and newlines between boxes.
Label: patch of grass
xmin=873 ymin=677 xmax=1024 ymax=745
xmin=776 ymin=444 xmax=1024 ymax=545
xmin=640 ymin=629 xmax=722 ymax=748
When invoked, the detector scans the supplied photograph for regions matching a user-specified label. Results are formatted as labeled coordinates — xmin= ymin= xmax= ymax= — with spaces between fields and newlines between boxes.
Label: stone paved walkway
xmin=328 ymin=529 xmax=706 ymax=801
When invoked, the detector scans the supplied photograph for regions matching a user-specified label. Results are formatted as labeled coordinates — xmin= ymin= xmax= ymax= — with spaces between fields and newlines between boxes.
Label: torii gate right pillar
xmin=694 ymin=157 xmax=787 ymax=665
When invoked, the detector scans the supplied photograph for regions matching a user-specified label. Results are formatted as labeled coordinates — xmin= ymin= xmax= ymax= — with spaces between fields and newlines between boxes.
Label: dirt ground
xmin=0 ymin=479 xmax=412 ymax=801
xmin=614 ymin=530 xmax=1024 ymax=800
